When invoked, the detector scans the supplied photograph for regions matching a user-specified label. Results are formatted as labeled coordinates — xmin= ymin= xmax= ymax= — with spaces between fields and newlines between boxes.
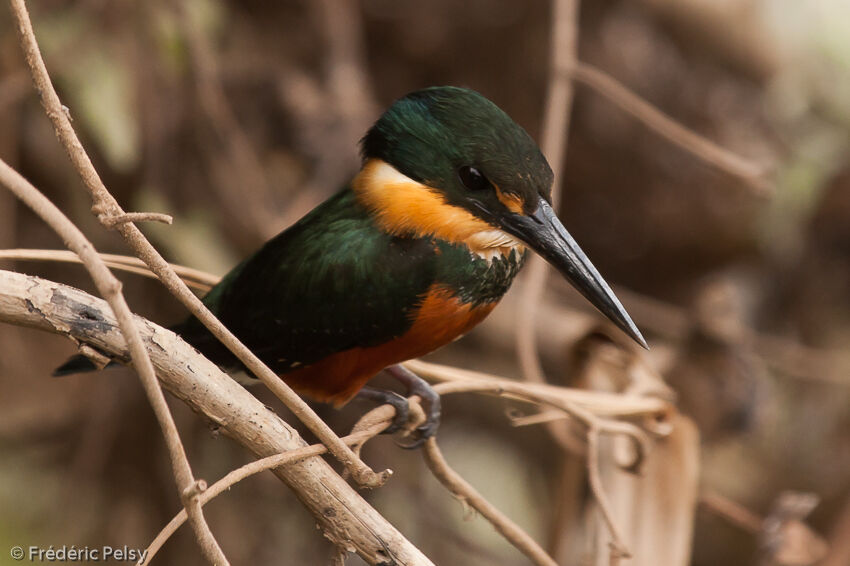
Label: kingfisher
xmin=55 ymin=86 xmax=645 ymax=445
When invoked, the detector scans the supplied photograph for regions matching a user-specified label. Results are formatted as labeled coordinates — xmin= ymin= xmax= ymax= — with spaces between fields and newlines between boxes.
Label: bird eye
xmin=458 ymin=166 xmax=490 ymax=191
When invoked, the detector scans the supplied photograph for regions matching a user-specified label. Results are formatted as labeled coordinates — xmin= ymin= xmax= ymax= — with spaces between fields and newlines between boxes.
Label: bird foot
xmin=385 ymin=364 xmax=441 ymax=449
xmin=355 ymin=387 xmax=411 ymax=435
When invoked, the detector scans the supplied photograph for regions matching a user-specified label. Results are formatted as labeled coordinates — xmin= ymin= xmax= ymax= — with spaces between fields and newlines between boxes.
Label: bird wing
xmin=174 ymin=188 xmax=438 ymax=374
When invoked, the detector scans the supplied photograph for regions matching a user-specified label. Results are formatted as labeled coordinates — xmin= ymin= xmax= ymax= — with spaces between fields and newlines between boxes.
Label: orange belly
xmin=281 ymin=285 xmax=497 ymax=405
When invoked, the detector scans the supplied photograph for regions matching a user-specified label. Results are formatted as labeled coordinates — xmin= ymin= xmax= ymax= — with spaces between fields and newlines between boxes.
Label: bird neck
xmin=352 ymin=159 xmax=524 ymax=261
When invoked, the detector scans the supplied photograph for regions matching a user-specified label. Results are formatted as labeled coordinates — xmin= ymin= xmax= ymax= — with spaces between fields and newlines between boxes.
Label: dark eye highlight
xmin=458 ymin=166 xmax=491 ymax=191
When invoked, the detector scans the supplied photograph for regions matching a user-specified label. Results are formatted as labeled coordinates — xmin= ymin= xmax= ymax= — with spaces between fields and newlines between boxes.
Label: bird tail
xmin=52 ymin=354 xmax=117 ymax=377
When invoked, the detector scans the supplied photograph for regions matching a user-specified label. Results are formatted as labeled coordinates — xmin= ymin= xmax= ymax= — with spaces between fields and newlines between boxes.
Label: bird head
xmin=356 ymin=86 xmax=646 ymax=348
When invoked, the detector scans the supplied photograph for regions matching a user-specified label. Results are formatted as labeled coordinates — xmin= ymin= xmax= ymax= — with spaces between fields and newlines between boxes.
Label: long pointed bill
xmin=499 ymin=200 xmax=647 ymax=349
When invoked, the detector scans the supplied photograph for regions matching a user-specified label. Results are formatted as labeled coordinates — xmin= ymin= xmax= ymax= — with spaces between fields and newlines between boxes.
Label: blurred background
xmin=1 ymin=0 xmax=850 ymax=564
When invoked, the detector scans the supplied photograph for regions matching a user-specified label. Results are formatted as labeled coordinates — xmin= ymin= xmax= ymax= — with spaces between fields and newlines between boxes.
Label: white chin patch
xmin=371 ymin=160 xmax=423 ymax=186
xmin=466 ymin=229 xmax=525 ymax=261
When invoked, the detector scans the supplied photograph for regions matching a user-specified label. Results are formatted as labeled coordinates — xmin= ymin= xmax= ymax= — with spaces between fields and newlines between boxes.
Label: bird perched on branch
xmin=55 ymin=86 xmax=645 ymax=446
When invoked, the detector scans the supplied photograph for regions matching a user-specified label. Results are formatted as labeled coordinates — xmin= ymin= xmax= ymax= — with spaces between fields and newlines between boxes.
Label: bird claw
xmin=395 ymin=420 xmax=439 ymax=450
xmin=355 ymin=388 xmax=410 ymax=435
xmin=357 ymin=366 xmax=441 ymax=447
xmin=384 ymin=395 xmax=411 ymax=435
xmin=385 ymin=364 xmax=441 ymax=447
xmin=395 ymin=435 xmax=428 ymax=450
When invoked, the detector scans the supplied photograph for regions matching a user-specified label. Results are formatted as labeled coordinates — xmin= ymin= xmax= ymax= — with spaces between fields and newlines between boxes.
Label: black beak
xmin=498 ymin=200 xmax=647 ymax=349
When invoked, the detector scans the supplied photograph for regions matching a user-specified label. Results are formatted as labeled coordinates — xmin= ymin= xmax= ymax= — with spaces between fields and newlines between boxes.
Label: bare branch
xmin=176 ymin=0 xmax=283 ymax=240
xmin=700 ymin=491 xmax=763 ymax=533
xmin=0 ymin=270 xmax=434 ymax=565
xmin=586 ymin=426 xmax=631 ymax=559
xmin=0 ymin=248 xmax=216 ymax=292
xmin=408 ymin=359 xmax=670 ymax=419
xmin=99 ymin=212 xmax=174 ymax=228
xmin=416 ymin=360 xmax=670 ymax=561
xmin=422 ymin=438 xmax=559 ymax=566
xmin=569 ymin=62 xmax=772 ymax=196
xmin=516 ymin=0 xmax=580 ymax=387
xmin=9 ymin=0 xmax=383 ymax=489
xmin=143 ymin=420 xmax=391 ymax=565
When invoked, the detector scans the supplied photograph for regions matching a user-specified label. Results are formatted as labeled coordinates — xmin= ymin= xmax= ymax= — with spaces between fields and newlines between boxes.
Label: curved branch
xmin=422 ymin=438 xmax=558 ymax=566
xmin=143 ymin=422 xmax=390 ymax=565
xmin=569 ymin=63 xmax=771 ymax=195
xmin=409 ymin=359 xmax=670 ymax=419
xmin=0 ymin=249 xmax=216 ymax=292
xmin=515 ymin=0 xmax=580 ymax=386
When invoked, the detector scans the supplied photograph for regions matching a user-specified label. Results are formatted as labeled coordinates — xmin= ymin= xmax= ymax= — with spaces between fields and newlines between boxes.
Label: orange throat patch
xmin=352 ymin=159 xmax=525 ymax=261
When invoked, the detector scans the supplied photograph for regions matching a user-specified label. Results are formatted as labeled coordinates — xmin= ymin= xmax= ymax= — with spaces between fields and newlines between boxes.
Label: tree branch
xmin=569 ymin=62 xmax=772 ymax=195
xmin=143 ymin=422 xmax=391 ymax=565
xmin=0 ymin=248 xmax=217 ymax=292
xmin=422 ymin=438 xmax=558 ymax=566
xmin=516 ymin=0 xmax=579 ymax=387
xmin=99 ymin=211 xmax=174 ymax=228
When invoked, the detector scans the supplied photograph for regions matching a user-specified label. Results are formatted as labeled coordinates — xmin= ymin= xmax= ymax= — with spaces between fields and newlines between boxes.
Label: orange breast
xmin=281 ymin=285 xmax=497 ymax=406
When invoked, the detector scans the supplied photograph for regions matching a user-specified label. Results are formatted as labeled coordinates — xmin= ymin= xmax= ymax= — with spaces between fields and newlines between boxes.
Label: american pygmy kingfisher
xmin=56 ymin=86 xmax=645 ymax=444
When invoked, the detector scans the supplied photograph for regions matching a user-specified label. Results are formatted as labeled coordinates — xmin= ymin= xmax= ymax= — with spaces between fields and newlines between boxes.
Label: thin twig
xmin=426 ymin=372 xmax=648 ymax=560
xmin=516 ymin=0 xmax=579 ymax=386
xmin=586 ymin=426 xmax=631 ymax=559
xmin=0 ymin=156 xmax=229 ymax=566
xmin=410 ymin=360 xmax=670 ymax=419
xmin=144 ymin=367 xmax=655 ymax=565
xmin=699 ymin=491 xmax=763 ymax=534
xmin=10 ymin=0 xmax=383 ymax=489
xmin=422 ymin=438 xmax=559 ymax=566
xmin=0 ymin=248 xmax=216 ymax=291
xmin=569 ymin=62 xmax=772 ymax=196
xmin=142 ymin=422 xmax=390 ymax=565
xmin=177 ymin=0 xmax=282 ymax=240
xmin=100 ymin=211 xmax=173 ymax=228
